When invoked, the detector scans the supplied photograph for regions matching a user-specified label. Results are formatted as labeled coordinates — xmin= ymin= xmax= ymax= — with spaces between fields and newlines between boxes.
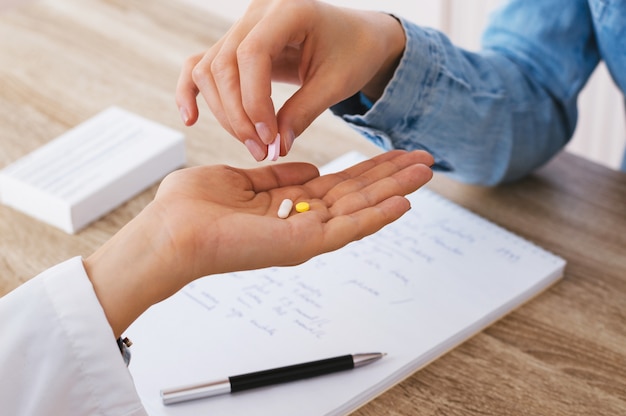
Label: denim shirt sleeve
xmin=331 ymin=0 xmax=600 ymax=185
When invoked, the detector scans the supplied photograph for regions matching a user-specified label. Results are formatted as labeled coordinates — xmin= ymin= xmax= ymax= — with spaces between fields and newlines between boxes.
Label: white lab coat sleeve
xmin=0 ymin=257 xmax=148 ymax=416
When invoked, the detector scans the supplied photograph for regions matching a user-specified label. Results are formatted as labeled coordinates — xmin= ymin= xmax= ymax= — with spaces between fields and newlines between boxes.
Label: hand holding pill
xmin=267 ymin=134 xmax=281 ymax=161
xmin=175 ymin=0 xmax=405 ymax=161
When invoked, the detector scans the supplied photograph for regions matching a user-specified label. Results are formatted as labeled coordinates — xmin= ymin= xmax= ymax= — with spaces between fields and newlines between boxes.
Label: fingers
xmin=306 ymin=150 xmax=434 ymax=200
xmin=241 ymin=162 xmax=320 ymax=192
xmin=287 ymin=150 xmax=433 ymax=254
xmin=236 ymin=14 xmax=287 ymax=144
xmin=310 ymin=167 xmax=433 ymax=255
xmin=275 ymin=78 xmax=345 ymax=148
xmin=286 ymin=161 xmax=430 ymax=257
xmin=238 ymin=1 xmax=319 ymax=151
xmin=210 ymin=32 xmax=272 ymax=149
xmin=193 ymin=41 xmax=257 ymax=145
xmin=175 ymin=54 xmax=203 ymax=126
xmin=177 ymin=1 xmax=295 ymax=161
xmin=327 ymin=162 xmax=433 ymax=217
xmin=177 ymin=0 xmax=408 ymax=166
xmin=176 ymin=0 xmax=358 ymax=161
xmin=319 ymin=195 xmax=413 ymax=253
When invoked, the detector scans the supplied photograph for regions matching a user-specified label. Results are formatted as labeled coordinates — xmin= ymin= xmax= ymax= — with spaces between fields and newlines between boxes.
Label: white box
xmin=0 ymin=107 xmax=186 ymax=233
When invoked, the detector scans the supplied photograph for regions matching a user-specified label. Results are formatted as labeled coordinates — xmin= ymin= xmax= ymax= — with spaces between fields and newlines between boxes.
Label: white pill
xmin=277 ymin=198 xmax=293 ymax=219
xmin=267 ymin=134 xmax=280 ymax=161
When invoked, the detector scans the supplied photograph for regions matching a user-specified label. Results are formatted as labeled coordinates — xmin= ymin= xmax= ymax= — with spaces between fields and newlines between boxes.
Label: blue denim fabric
xmin=331 ymin=0 xmax=625 ymax=185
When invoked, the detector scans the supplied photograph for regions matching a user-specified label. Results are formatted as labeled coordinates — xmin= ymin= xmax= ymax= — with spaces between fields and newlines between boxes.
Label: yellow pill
xmin=295 ymin=202 xmax=310 ymax=213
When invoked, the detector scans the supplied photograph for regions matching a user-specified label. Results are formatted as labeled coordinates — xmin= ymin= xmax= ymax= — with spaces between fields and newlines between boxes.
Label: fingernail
xmin=255 ymin=122 xmax=273 ymax=144
xmin=179 ymin=106 xmax=189 ymax=124
xmin=244 ymin=139 xmax=266 ymax=161
xmin=285 ymin=130 xmax=296 ymax=152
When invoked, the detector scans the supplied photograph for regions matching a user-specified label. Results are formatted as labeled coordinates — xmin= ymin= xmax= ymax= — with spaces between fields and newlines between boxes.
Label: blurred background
xmin=2 ymin=0 xmax=624 ymax=170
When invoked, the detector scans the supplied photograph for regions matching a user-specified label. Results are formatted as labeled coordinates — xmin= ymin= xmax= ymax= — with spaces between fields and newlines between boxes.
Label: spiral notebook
xmin=127 ymin=152 xmax=566 ymax=416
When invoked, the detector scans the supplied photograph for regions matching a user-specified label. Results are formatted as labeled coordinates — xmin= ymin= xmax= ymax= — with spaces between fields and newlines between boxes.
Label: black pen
xmin=161 ymin=352 xmax=385 ymax=405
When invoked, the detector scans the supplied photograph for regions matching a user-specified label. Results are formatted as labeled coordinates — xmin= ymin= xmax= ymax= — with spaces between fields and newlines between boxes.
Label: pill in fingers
xmin=267 ymin=134 xmax=280 ymax=161
xmin=277 ymin=198 xmax=293 ymax=218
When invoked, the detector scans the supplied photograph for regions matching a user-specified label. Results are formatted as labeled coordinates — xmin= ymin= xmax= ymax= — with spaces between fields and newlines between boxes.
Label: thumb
xmin=276 ymin=75 xmax=354 ymax=150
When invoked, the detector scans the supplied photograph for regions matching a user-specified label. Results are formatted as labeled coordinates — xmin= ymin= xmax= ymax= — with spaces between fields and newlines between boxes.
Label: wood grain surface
xmin=1 ymin=1 xmax=625 ymax=414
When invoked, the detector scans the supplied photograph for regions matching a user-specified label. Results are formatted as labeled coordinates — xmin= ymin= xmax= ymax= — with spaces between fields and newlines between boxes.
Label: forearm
xmin=334 ymin=4 xmax=598 ymax=185
xmin=383 ymin=22 xmax=575 ymax=185
xmin=359 ymin=12 xmax=406 ymax=103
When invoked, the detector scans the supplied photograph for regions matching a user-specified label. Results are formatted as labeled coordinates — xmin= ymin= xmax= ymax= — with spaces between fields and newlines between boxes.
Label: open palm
xmin=151 ymin=150 xmax=433 ymax=282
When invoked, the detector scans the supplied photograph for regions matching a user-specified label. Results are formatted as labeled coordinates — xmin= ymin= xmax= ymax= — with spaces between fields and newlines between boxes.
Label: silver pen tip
xmin=353 ymin=352 xmax=385 ymax=368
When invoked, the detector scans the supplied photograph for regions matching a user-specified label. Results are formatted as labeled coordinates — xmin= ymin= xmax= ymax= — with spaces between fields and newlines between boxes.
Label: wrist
xmin=84 ymin=204 xmax=180 ymax=337
xmin=361 ymin=13 xmax=406 ymax=102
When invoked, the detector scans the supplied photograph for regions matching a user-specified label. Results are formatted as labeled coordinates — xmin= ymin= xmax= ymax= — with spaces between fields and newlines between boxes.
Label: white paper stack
xmin=0 ymin=107 xmax=186 ymax=233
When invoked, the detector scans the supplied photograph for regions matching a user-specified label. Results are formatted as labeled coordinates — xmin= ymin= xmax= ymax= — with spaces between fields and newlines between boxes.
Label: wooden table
xmin=1 ymin=1 xmax=625 ymax=414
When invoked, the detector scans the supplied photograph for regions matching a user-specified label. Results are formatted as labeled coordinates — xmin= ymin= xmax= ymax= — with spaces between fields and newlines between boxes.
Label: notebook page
xmin=127 ymin=153 xmax=565 ymax=416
